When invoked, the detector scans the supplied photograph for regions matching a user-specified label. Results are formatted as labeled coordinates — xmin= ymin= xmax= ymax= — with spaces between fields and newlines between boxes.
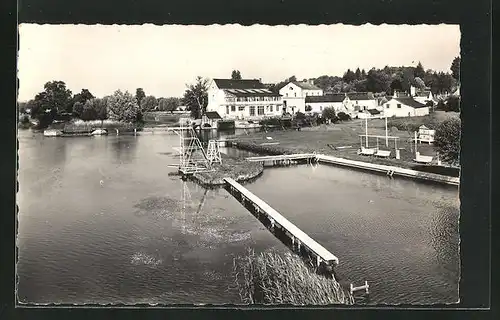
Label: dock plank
xmin=224 ymin=177 xmax=339 ymax=265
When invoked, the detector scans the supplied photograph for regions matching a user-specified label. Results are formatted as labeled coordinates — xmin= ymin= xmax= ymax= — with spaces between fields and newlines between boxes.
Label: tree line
xmin=18 ymin=81 xmax=183 ymax=127
xmin=268 ymin=57 xmax=460 ymax=95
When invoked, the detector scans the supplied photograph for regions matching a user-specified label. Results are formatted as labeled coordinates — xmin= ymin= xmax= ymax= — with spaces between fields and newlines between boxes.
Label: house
xmin=418 ymin=125 xmax=435 ymax=143
xmin=346 ymin=92 xmax=378 ymax=112
xmin=410 ymin=86 xmax=435 ymax=105
xmin=206 ymin=78 xmax=283 ymax=120
xmin=202 ymin=111 xmax=222 ymax=128
xmin=383 ymin=95 xmax=430 ymax=117
xmin=279 ymin=80 xmax=323 ymax=114
xmin=357 ymin=108 xmax=383 ymax=119
xmin=304 ymin=94 xmax=348 ymax=114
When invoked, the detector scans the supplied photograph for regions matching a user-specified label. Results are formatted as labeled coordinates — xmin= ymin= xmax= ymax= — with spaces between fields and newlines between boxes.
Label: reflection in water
xmin=17 ymin=133 xmax=459 ymax=305
xmin=110 ymin=136 xmax=138 ymax=164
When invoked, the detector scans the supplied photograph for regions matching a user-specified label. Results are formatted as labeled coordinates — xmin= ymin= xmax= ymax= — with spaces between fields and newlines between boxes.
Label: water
xmin=16 ymin=129 xmax=459 ymax=305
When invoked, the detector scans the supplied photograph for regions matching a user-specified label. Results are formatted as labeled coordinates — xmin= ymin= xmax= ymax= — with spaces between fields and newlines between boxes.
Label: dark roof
xmin=223 ymin=89 xmax=281 ymax=97
xmin=394 ymin=97 xmax=428 ymax=108
xmin=204 ymin=111 xmax=222 ymax=119
xmin=292 ymin=81 xmax=322 ymax=91
xmin=415 ymin=90 xmax=432 ymax=97
xmin=346 ymin=92 xmax=375 ymax=101
xmin=213 ymin=79 xmax=266 ymax=90
xmin=305 ymin=94 xmax=346 ymax=103
xmin=367 ymin=109 xmax=381 ymax=115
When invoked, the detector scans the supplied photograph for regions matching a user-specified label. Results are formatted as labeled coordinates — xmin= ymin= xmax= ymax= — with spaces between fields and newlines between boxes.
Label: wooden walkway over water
xmin=224 ymin=177 xmax=339 ymax=267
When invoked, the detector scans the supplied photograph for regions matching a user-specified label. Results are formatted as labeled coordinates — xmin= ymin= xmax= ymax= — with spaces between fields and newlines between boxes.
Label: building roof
xmin=346 ymin=92 xmax=375 ymax=101
xmin=415 ymin=90 xmax=432 ymax=97
xmin=292 ymin=81 xmax=322 ymax=91
xmin=223 ymin=88 xmax=281 ymax=97
xmin=204 ymin=111 xmax=222 ymax=119
xmin=213 ymin=79 xmax=267 ymax=90
xmin=305 ymin=94 xmax=346 ymax=103
xmin=393 ymin=97 xmax=428 ymax=108
xmin=367 ymin=109 xmax=381 ymax=115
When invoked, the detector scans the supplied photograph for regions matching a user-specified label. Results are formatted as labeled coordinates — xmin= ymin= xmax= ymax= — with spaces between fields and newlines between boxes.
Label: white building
xmin=206 ymin=79 xmax=283 ymax=120
xmin=383 ymin=95 xmax=430 ymax=117
xmin=279 ymin=80 xmax=323 ymax=114
xmin=304 ymin=94 xmax=350 ymax=114
xmin=410 ymin=85 xmax=435 ymax=105
xmin=345 ymin=92 xmax=378 ymax=112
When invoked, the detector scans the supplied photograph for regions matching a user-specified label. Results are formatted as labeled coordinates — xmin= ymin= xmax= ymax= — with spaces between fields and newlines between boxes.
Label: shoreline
xmin=230 ymin=140 xmax=459 ymax=185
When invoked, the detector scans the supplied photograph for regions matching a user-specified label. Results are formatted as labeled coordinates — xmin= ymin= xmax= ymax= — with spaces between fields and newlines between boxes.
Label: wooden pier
xmin=245 ymin=153 xmax=317 ymax=166
xmin=223 ymin=177 xmax=339 ymax=267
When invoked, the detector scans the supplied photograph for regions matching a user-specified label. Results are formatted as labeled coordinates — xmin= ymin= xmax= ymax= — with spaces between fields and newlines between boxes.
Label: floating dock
xmin=245 ymin=153 xmax=317 ymax=166
xmin=224 ymin=177 xmax=339 ymax=267
xmin=315 ymin=154 xmax=459 ymax=186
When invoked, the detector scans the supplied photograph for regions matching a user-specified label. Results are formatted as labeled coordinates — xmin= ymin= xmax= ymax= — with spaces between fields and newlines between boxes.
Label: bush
xmin=260 ymin=117 xmax=282 ymax=126
xmin=305 ymin=105 xmax=312 ymax=112
xmin=232 ymin=249 xmax=353 ymax=305
xmin=434 ymin=117 xmax=461 ymax=166
xmin=322 ymin=107 xmax=337 ymax=121
xmin=337 ymin=112 xmax=351 ymax=121
xmin=295 ymin=112 xmax=306 ymax=120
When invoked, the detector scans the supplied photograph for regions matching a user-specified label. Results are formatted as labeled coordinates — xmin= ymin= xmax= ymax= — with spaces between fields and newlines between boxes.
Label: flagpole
xmin=365 ymin=117 xmax=368 ymax=148
xmin=385 ymin=115 xmax=388 ymax=147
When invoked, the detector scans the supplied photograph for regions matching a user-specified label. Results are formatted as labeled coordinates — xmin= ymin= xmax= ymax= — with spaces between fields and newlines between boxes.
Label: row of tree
xmin=19 ymin=81 xmax=183 ymax=125
xmin=268 ymin=57 xmax=460 ymax=95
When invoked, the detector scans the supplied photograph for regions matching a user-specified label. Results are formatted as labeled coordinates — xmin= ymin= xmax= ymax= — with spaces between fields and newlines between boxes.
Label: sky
xmin=18 ymin=24 xmax=460 ymax=101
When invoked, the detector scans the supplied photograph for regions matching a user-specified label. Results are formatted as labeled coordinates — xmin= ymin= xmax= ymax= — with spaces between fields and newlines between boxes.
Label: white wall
xmin=383 ymin=99 xmax=430 ymax=117
xmin=350 ymin=99 xmax=378 ymax=111
xmin=306 ymin=101 xmax=346 ymax=114
xmin=279 ymin=82 xmax=324 ymax=114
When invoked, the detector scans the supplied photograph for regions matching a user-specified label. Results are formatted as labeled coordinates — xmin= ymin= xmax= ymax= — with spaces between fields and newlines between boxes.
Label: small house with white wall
xmin=383 ymin=95 xmax=430 ymax=117
xmin=418 ymin=125 xmax=435 ymax=143
xmin=304 ymin=94 xmax=349 ymax=115
xmin=346 ymin=92 xmax=378 ymax=112
xmin=206 ymin=78 xmax=283 ymax=121
xmin=279 ymin=80 xmax=323 ymax=114
xmin=410 ymin=86 xmax=435 ymax=105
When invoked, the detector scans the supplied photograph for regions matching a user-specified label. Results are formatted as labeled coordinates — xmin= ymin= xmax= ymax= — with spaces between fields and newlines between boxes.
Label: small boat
xmin=91 ymin=128 xmax=108 ymax=135
xmin=234 ymin=120 xmax=261 ymax=129
xmin=43 ymin=129 xmax=63 ymax=137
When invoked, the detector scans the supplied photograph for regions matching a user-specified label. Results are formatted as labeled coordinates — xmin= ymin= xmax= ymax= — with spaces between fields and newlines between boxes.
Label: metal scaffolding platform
xmin=168 ymin=123 xmax=214 ymax=175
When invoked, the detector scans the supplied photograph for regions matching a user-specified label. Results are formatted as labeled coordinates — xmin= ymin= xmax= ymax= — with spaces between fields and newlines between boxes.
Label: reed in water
xmin=232 ymin=248 xmax=354 ymax=305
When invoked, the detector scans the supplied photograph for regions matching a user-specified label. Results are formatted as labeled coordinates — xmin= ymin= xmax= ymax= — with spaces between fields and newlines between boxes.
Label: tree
xmin=73 ymin=101 xmax=84 ymax=118
xmin=183 ymin=76 xmax=209 ymax=119
xmin=81 ymin=100 xmax=98 ymax=121
xmin=366 ymin=69 xmax=392 ymax=93
xmin=342 ymin=69 xmax=356 ymax=83
xmin=33 ymin=81 xmax=73 ymax=115
xmin=434 ymin=117 xmax=461 ymax=165
xmin=107 ymin=90 xmax=140 ymax=123
xmin=305 ymin=105 xmax=312 ymax=112
xmin=390 ymin=78 xmax=403 ymax=93
xmin=322 ymin=107 xmax=337 ymax=122
xmin=72 ymin=89 xmax=94 ymax=105
xmin=93 ymin=98 xmax=108 ymax=126
xmin=414 ymin=61 xmax=425 ymax=79
xmin=450 ymin=56 xmax=460 ymax=81
xmin=355 ymin=68 xmax=361 ymax=80
xmin=231 ymin=70 xmax=242 ymax=80
xmin=413 ymin=77 xmax=426 ymax=89
xmin=135 ymin=88 xmax=146 ymax=107
xmin=158 ymin=97 xmax=180 ymax=113
xmin=445 ymin=96 xmax=461 ymax=112
xmin=140 ymin=95 xmax=157 ymax=112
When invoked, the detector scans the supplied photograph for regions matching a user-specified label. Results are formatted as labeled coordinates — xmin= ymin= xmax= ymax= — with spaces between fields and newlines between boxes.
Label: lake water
xmin=16 ymin=129 xmax=460 ymax=305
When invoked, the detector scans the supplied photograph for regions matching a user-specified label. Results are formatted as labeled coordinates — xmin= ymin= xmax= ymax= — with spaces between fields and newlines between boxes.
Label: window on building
xmin=258 ymin=106 xmax=264 ymax=115
xmin=386 ymin=104 xmax=390 ymax=108
xmin=249 ymin=106 xmax=255 ymax=116
xmin=320 ymin=106 xmax=323 ymax=111
xmin=226 ymin=106 xmax=229 ymax=114
xmin=286 ymin=93 xmax=288 ymax=97
xmin=270 ymin=105 xmax=273 ymax=112
xmin=294 ymin=92 xmax=297 ymax=97
xmin=238 ymin=106 xmax=245 ymax=111
xmin=397 ymin=104 xmax=402 ymax=109
xmin=231 ymin=105 xmax=235 ymax=112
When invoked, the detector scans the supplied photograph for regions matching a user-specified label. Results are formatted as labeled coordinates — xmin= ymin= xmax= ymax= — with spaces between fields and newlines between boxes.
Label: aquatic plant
xmin=232 ymin=249 xmax=354 ymax=305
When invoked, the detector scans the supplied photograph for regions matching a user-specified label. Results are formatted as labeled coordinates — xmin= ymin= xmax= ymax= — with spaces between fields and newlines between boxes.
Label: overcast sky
xmin=18 ymin=24 xmax=460 ymax=101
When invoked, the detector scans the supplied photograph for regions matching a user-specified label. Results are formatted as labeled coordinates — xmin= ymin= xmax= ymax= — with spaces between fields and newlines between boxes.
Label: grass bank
xmin=232 ymin=249 xmax=354 ymax=305
xmin=229 ymin=112 xmax=460 ymax=177
xmin=191 ymin=154 xmax=264 ymax=187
